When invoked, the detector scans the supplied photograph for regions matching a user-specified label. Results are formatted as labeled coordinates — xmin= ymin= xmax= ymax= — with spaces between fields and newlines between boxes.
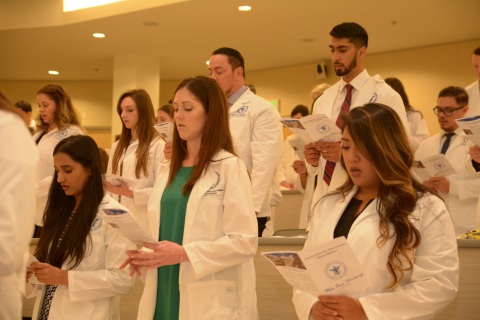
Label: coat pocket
xmin=185 ymin=280 xmax=237 ymax=319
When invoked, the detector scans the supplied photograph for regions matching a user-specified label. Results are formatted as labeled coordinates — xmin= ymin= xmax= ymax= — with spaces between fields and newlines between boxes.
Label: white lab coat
xmin=465 ymin=155 xmax=480 ymax=228
xmin=308 ymin=70 xmax=409 ymax=211
xmin=138 ymin=150 xmax=258 ymax=320
xmin=293 ymin=188 xmax=459 ymax=320
xmin=414 ymin=130 xmax=480 ymax=234
xmin=27 ymin=195 xmax=135 ymax=320
xmin=107 ymin=137 xmax=165 ymax=230
xmin=33 ymin=125 xmax=84 ymax=226
xmin=229 ymin=88 xmax=283 ymax=218
xmin=295 ymin=173 xmax=315 ymax=229
xmin=465 ymin=80 xmax=480 ymax=117
xmin=407 ymin=110 xmax=429 ymax=150
xmin=277 ymin=135 xmax=300 ymax=188
xmin=0 ymin=110 xmax=38 ymax=320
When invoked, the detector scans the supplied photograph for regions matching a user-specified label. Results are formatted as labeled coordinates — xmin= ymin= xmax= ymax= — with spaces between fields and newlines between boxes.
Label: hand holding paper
xmin=154 ymin=122 xmax=174 ymax=142
xmin=100 ymin=208 xmax=157 ymax=245
xmin=281 ymin=114 xmax=342 ymax=145
xmin=262 ymin=237 xmax=370 ymax=297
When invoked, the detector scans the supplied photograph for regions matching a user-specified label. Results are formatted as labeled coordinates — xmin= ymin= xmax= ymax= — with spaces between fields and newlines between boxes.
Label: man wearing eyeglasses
xmin=414 ymin=86 xmax=480 ymax=235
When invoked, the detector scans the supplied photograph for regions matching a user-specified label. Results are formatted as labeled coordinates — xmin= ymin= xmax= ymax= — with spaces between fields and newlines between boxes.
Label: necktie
xmin=323 ymin=84 xmax=353 ymax=185
xmin=440 ymin=132 xmax=455 ymax=155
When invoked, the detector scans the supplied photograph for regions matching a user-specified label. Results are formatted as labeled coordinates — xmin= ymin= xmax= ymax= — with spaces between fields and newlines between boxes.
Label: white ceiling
xmin=1 ymin=0 xmax=479 ymax=82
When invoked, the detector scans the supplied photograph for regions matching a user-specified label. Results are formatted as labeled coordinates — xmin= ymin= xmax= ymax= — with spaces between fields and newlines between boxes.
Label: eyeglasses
xmin=432 ymin=105 xmax=466 ymax=117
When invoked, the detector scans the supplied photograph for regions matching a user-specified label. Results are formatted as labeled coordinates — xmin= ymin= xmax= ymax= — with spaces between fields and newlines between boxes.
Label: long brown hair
xmin=36 ymin=83 xmax=83 ymax=132
xmin=336 ymin=103 xmax=433 ymax=288
xmin=169 ymin=76 xmax=235 ymax=195
xmin=111 ymin=89 xmax=157 ymax=179
xmin=35 ymin=135 xmax=104 ymax=268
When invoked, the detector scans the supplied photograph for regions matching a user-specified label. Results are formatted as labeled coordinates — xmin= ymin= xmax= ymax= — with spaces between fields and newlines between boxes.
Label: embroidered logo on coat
xmin=230 ymin=105 xmax=249 ymax=117
xmin=91 ymin=217 xmax=102 ymax=231
xmin=57 ymin=128 xmax=68 ymax=140
xmin=205 ymin=171 xmax=223 ymax=198
xmin=369 ymin=92 xmax=378 ymax=103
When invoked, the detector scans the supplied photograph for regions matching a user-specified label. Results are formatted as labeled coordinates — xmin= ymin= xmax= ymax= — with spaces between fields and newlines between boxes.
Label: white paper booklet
xmin=287 ymin=135 xmax=307 ymax=161
xmin=280 ymin=114 xmax=342 ymax=144
xmin=154 ymin=122 xmax=174 ymax=142
xmin=99 ymin=207 xmax=157 ymax=245
xmin=105 ymin=174 xmax=134 ymax=187
xmin=27 ymin=254 xmax=42 ymax=285
xmin=456 ymin=115 xmax=480 ymax=145
xmin=412 ymin=154 xmax=457 ymax=181
xmin=262 ymin=237 xmax=370 ymax=296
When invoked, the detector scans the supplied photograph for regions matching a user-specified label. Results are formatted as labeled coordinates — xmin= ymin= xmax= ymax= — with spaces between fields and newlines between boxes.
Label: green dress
xmin=154 ymin=166 xmax=193 ymax=320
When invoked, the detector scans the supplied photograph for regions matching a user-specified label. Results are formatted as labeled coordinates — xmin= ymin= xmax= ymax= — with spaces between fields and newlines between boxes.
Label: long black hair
xmin=35 ymin=135 xmax=104 ymax=268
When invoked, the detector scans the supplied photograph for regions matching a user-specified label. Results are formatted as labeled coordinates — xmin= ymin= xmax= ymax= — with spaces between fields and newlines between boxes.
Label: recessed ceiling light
xmin=142 ymin=21 xmax=158 ymax=27
xmin=93 ymin=33 xmax=105 ymax=38
xmin=300 ymin=38 xmax=315 ymax=43
xmin=48 ymin=70 xmax=59 ymax=75
xmin=64 ymin=0 xmax=124 ymax=12
xmin=238 ymin=5 xmax=251 ymax=12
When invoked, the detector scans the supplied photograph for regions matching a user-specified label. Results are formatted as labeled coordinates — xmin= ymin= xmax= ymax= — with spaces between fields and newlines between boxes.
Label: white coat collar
xmin=324 ymin=187 xmax=378 ymax=236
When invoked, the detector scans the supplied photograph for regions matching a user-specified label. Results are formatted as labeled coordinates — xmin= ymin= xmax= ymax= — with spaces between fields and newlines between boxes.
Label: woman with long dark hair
xmin=27 ymin=135 xmax=134 ymax=320
xmin=293 ymin=103 xmax=458 ymax=319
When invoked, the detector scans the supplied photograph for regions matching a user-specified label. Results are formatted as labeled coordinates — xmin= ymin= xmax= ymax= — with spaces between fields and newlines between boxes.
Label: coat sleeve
xmin=132 ymin=139 xmax=165 ymax=206
xmin=450 ymin=173 xmax=480 ymax=200
xmin=184 ymin=158 xmax=258 ymax=279
xmin=66 ymin=224 xmax=135 ymax=302
xmin=465 ymin=154 xmax=480 ymax=176
xmin=359 ymin=196 xmax=459 ymax=319
xmin=408 ymin=111 xmax=429 ymax=151
xmin=250 ymin=105 xmax=283 ymax=214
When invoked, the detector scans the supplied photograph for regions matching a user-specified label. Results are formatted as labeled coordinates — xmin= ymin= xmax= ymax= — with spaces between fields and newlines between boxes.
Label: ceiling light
xmin=93 ymin=33 xmax=105 ymax=38
xmin=142 ymin=21 xmax=158 ymax=27
xmin=64 ymin=0 xmax=125 ymax=12
xmin=300 ymin=38 xmax=315 ymax=43
xmin=48 ymin=70 xmax=59 ymax=75
xmin=206 ymin=61 xmax=210 ymax=66
xmin=238 ymin=5 xmax=252 ymax=12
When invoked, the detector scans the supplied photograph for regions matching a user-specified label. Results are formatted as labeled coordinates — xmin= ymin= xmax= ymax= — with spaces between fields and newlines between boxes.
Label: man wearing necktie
xmin=304 ymin=22 xmax=410 ymax=217
xmin=414 ymin=86 xmax=480 ymax=235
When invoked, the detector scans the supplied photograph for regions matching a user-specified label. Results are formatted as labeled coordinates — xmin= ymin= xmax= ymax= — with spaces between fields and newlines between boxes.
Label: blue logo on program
xmin=324 ymin=260 xmax=348 ymax=280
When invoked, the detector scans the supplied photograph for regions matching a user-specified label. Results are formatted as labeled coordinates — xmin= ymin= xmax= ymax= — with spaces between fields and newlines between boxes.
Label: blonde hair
xmin=36 ymin=83 xmax=83 ymax=132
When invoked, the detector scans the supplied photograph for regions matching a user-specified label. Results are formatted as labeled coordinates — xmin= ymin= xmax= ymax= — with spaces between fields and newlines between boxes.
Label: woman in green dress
xmin=122 ymin=76 xmax=258 ymax=319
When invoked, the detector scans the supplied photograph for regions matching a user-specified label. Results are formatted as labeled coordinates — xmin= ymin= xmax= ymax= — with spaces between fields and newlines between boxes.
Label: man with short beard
xmin=304 ymin=22 xmax=410 ymax=214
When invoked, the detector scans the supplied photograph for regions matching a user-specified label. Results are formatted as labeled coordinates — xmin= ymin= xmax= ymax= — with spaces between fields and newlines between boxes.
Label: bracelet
xmin=180 ymin=246 xmax=183 ymax=263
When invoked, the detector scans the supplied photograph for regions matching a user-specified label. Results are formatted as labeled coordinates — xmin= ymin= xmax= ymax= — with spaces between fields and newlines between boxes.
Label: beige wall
xmin=248 ymin=39 xmax=479 ymax=136
xmin=2 ymin=39 xmax=479 ymax=146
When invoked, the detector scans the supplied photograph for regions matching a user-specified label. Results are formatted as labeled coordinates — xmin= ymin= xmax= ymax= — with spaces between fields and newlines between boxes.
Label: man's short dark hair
xmin=14 ymin=100 xmax=32 ymax=113
xmin=473 ymin=47 xmax=480 ymax=55
xmin=330 ymin=22 xmax=368 ymax=49
xmin=291 ymin=104 xmax=309 ymax=118
xmin=438 ymin=86 xmax=469 ymax=106
xmin=212 ymin=47 xmax=245 ymax=77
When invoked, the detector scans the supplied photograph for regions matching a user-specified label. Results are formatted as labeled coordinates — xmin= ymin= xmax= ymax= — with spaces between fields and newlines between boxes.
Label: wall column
xmin=111 ymin=53 xmax=160 ymax=142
